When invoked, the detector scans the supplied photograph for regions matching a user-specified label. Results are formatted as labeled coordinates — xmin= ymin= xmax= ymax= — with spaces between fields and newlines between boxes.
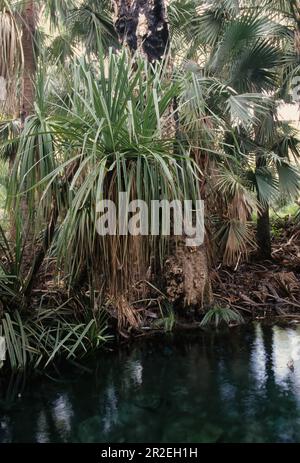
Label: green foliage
xmin=1 ymin=307 xmax=111 ymax=372
xmin=10 ymin=49 xmax=207 ymax=293
xmin=200 ymin=306 xmax=244 ymax=328
xmin=154 ymin=301 xmax=176 ymax=332
xmin=0 ymin=220 xmax=24 ymax=307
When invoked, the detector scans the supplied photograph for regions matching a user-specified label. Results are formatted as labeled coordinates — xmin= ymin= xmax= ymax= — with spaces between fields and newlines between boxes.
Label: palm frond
xmin=200 ymin=305 xmax=244 ymax=327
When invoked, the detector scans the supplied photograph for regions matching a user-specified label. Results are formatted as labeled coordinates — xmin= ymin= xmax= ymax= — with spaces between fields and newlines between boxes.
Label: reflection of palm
xmin=287 ymin=338 xmax=300 ymax=371
xmin=0 ymin=336 xmax=5 ymax=368
xmin=287 ymin=359 xmax=295 ymax=372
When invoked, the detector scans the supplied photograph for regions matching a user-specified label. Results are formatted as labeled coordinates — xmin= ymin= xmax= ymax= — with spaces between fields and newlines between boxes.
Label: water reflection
xmin=52 ymin=393 xmax=73 ymax=441
xmin=1 ymin=323 xmax=300 ymax=443
xmin=103 ymin=385 xmax=118 ymax=434
xmin=36 ymin=410 xmax=50 ymax=443
xmin=127 ymin=359 xmax=143 ymax=387
xmin=0 ymin=416 xmax=11 ymax=443
xmin=251 ymin=324 xmax=267 ymax=389
xmin=272 ymin=326 xmax=300 ymax=390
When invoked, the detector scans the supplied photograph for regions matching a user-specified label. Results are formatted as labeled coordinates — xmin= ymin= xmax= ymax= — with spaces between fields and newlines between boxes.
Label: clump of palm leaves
xmin=200 ymin=305 xmax=244 ymax=328
xmin=9 ymin=49 xmax=206 ymax=305
xmin=0 ymin=220 xmax=24 ymax=310
xmin=0 ymin=305 xmax=111 ymax=372
xmin=153 ymin=300 xmax=176 ymax=332
xmin=170 ymin=0 xmax=300 ymax=263
xmin=0 ymin=119 xmax=20 ymax=163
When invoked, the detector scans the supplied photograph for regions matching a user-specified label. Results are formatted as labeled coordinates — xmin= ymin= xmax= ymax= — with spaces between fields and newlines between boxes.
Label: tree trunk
xmin=113 ymin=0 xmax=169 ymax=61
xmin=21 ymin=0 xmax=36 ymax=123
xmin=291 ymin=0 xmax=300 ymax=55
xmin=256 ymin=204 xmax=272 ymax=260
xmin=255 ymin=152 xmax=272 ymax=261
xmin=20 ymin=1 xmax=37 ymax=273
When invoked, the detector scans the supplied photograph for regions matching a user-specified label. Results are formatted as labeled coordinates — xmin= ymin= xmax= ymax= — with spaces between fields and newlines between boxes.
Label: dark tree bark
xmin=256 ymin=153 xmax=272 ymax=260
xmin=114 ymin=0 xmax=169 ymax=61
xmin=256 ymin=204 xmax=272 ymax=260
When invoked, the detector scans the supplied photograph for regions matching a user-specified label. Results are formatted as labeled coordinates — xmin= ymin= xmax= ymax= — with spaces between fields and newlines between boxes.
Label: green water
xmin=1 ymin=323 xmax=300 ymax=443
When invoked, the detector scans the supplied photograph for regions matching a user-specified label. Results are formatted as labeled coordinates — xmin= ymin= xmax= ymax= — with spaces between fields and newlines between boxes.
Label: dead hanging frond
xmin=212 ymin=167 xmax=257 ymax=266
xmin=0 ymin=1 xmax=23 ymax=114
xmin=220 ymin=219 xmax=256 ymax=266
xmin=228 ymin=189 xmax=256 ymax=224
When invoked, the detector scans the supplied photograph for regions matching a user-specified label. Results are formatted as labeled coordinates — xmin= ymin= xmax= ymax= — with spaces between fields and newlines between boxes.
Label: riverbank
xmin=1 ymin=215 xmax=300 ymax=374
xmin=213 ymin=216 xmax=300 ymax=319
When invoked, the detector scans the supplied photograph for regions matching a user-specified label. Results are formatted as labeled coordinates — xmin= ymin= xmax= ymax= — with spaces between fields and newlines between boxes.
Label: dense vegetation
xmin=1 ymin=0 xmax=300 ymax=372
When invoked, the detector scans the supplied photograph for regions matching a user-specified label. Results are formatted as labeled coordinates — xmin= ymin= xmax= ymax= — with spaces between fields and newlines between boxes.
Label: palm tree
xmin=182 ymin=0 xmax=300 ymax=261
xmin=9 ymin=50 xmax=214 ymax=322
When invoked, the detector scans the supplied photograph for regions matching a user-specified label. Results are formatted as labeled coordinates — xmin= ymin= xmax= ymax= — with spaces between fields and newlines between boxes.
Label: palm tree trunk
xmin=113 ymin=0 xmax=169 ymax=61
xmin=20 ymin=1 xmax=37 ymax=272
xmin=256 ymin=205 xmax=272 ymax=260
xmin=256 ymin=154 xmax=272 ymax=260
xmin=254 ymin=106 xmax=272 ymax=261
xmin=21 ymin=0 xmax=36 ymax=122
xmin=291 ymin=0 xmax=300 ymax=54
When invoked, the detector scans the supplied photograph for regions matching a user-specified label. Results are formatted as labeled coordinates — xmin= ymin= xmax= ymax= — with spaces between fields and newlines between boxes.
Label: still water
xmin=1 ymin=323 xmax=300 ymax=443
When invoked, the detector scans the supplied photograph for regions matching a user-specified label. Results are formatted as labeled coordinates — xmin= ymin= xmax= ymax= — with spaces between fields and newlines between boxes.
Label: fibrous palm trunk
xmin=255 ymin=111 xmax=272 ymax=260
xmin=21 ymin=0 xmax=36 ymax=122
xmin=256 ymin=204 xmax=272 ymax=260
xmin=256 ymin=151 xmax=272 ymax=260
xmin=19 ymin=1 xmax=37 ymax=272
